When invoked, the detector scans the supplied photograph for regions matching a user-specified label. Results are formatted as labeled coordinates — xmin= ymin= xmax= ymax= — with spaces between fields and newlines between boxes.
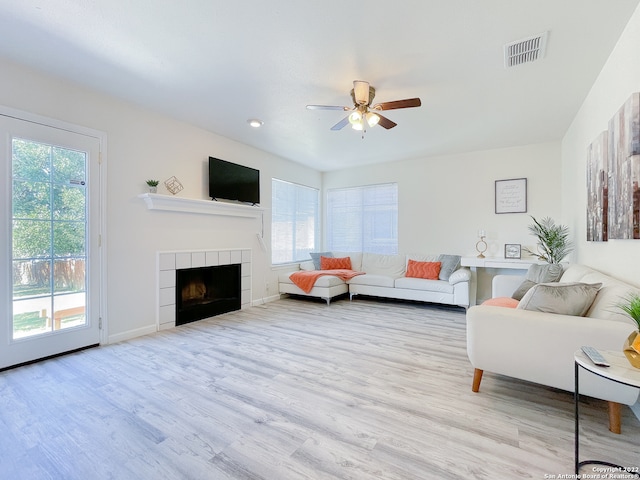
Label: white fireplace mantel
xmin=138 ymin=193 xmax=263 ymax=218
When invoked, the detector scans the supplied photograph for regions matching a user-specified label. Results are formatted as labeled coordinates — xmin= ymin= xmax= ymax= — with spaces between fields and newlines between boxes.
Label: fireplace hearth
xmin=175 ymin=264 xmax=241 ymax=326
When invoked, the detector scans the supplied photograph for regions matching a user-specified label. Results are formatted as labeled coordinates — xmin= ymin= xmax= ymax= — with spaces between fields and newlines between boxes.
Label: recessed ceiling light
xmin=247 ymin=119 xmax=264 ymax=128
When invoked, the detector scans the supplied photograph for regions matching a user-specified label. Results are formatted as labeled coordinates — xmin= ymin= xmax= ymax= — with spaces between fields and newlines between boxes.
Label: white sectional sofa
xmin=466 ymin=264 xmax=640 ymax=433
xmin=278 ymin=270 xmax=349 ymax=303
xmin=278 ymin=251 xmax=471 ymax=308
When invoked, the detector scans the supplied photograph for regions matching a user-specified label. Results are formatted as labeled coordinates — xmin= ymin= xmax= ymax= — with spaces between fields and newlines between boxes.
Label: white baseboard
xmin=107 ymin=324 xmax=156 ymax=344
xmin=251 ymin=294 xmax=281 ymax=306
xmin=108 ymin=299 xmax=283 ymax=343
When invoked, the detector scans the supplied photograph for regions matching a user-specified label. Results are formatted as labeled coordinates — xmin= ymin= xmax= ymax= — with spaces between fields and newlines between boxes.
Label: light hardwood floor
xmin=1 ymin=297 xmax=638 ymax=479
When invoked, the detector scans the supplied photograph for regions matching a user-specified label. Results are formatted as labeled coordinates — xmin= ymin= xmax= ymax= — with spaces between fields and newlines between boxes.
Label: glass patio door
xmin=0 ymin=114 xmax=102 ymax=369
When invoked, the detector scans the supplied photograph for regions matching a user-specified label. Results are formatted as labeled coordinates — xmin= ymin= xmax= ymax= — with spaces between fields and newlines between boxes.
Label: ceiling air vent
xmin=504 ymin=31 xmax=548 ymax=68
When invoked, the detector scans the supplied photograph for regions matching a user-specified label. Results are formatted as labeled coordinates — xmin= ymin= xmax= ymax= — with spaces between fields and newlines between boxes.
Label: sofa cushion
xmin=559 ymin=264 xmax=599 ymax=283
xmin=406 ymin=253 xmax=439 ymax=263
xmin=449 ymin=268 xmax=471 ymax=285
xmin=517 ymin=282 xmax=602 ymax=316
xmin=527 ymin=263 xmax=564 ymax=283
xmin=588 ymin=283 xmax=640 ymax=321
xmin=406 ymin=259 xmax=441 ymax=279
xmin=361 ymin=253 xmax=406 ymax=277
xmin=279 ymin=271 xmax=294 ymax=283
xmin=511 ymin=280 xmax=537 ymax=301
xmin=348 ymin=274 xmax=395 ymax=288
xmin=481 ymin=297 xmax=519 ymax=308
xmin=281 ymin=272 xmax=346 ymax=288
xmin=333 ymin=252 xmax=363 ymax=271
xmin=512 ymin=263 xmax=564 ymax=300
xmin=299 ymin=261 xmax=316 ymax=271
xmin=395 ymin=277 xmax=454 ymax=293
xmin=321 ymin=256 xmax=352 ymax=270
xmin=309 ymin=251 xmax=332 ymax=270
xmin=559 ymin=264 xmax=640 ymax=321
xmin=438 ymin=254 xmax=461 ymax=281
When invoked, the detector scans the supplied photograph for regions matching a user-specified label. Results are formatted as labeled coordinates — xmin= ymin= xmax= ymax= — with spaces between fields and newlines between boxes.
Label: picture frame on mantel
xmin=495 ymin=178 xmax=527 ymax=214
xmin=504 ymin=243 xmax=521 ymax=259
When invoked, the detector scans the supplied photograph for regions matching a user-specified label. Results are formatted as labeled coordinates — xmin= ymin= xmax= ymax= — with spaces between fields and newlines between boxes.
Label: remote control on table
xmin=581 ymin=346 xmax=610 ymax=367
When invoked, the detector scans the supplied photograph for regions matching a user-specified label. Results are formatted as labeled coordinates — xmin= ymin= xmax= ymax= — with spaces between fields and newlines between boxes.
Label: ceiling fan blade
xmin=330 ymin=116 xmax=350 ymax=131
xmin=372 ymin=98 xmax=422 ymax=111
xmin=376 ymin=114 xmax=397 ymax=130
xmin=306 ymin=105 xmax=350 ymax=111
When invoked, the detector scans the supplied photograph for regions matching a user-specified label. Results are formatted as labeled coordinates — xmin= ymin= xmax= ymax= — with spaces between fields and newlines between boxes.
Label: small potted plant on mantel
xmin=146 ymin=179 xmax=159 ymax=193
xmin=618 ymin=293 xmax=640 ymax=368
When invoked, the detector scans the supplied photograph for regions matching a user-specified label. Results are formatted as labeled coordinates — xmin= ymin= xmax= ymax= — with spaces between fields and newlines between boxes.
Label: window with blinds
xmin=271 ymin=179 xmax=319 ymax=264
xmin=327 ymin=183 xmax=398 ymax=254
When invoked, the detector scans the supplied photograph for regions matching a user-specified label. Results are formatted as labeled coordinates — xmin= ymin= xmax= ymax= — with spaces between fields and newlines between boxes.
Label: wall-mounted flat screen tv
xmin=208 ymin=157 xmax=260 ymax=205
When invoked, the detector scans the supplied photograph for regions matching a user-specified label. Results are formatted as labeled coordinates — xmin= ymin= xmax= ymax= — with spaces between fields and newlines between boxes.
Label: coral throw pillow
xmin=481 ymin=297 xmax=519 ymax=308
xmin=406 ymin=260 xmax=441 ymax=280
xmin=321 ymin=256 xmax=352 ymax=270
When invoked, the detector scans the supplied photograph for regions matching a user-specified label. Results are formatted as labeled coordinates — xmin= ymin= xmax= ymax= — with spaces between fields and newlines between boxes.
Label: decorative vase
xmin=149 ymin=186 xmax=157 ymax=193
xmin=622 ymin=331 xmax=640 ymax=368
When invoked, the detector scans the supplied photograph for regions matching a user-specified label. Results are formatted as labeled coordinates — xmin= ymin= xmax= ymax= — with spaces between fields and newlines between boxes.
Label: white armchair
xmin=466 ymin=264 xmax=640 ymax=433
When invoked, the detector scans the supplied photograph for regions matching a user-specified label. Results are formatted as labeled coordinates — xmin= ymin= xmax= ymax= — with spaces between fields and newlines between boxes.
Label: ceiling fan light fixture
xmin=348 ymin=110 xmax=363 ymax=127
xmin=353 ymin=80 xmax=370 ymax=105
xmin=308 ymin=79 xmax=421 ymax=133
xmin=365 ymin=112 xmax=380 ymax=127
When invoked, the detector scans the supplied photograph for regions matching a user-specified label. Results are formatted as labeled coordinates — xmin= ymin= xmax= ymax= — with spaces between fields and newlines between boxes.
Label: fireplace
xmin=157 ymin=248 xmax=251 ymax=330
xmin=175 ymin=264 xmax=241 ymax=326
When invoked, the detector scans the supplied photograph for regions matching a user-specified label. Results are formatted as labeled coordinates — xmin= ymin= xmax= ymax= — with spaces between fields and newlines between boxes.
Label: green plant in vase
xmin=617 ymin=293 xmax=640 ymax=367
xmin=523 ymin=216 xmax=573 ymax=264
xmin=146 ymin=179 xmax=159 ymax=193
xmin=617 ymin=293 xmax=640 ymax=331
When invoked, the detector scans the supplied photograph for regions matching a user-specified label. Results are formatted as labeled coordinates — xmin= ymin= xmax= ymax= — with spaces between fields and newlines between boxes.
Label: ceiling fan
xmin=307 ymin=80 xmax=421 ymax=132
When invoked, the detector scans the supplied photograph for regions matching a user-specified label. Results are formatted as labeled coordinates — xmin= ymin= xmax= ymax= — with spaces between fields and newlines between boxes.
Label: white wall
xmin=323 ymin=142 xmax=562 ymax=259
xmin=0 ymin=58 xmax=321 ymax=342
xmin=562 ymin=3 xmax=640 ymax=288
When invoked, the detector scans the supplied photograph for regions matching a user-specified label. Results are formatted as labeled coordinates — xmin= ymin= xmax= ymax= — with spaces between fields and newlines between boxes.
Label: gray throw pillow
xmin=511 ymin=263 xmax=564 ymax=300
xmin=517 ymin=282 xmax=602 ymax=317
xmin=438 ymin=254 xmax=461 ymax=281
xmin=512 ymin=280 xmax=537 ymax=301
xmin=526 ymin=263 xmax=564 ymax=283
xmin=309 ymin=251 xmax=332 ymax=270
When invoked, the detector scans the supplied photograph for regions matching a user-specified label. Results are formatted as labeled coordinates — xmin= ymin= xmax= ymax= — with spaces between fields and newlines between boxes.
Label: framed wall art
xmin=607 ymin=92 xmax=640 ymax=240
xmin=585 ymin=92 xmax=640 ymax=241
xmin=495 ymin=178 xmax=527 ymax=214
xmin=504 ymin=243 xmax=521 ymax=259
xmin=586 ymin=131 xmax=608 ymax=241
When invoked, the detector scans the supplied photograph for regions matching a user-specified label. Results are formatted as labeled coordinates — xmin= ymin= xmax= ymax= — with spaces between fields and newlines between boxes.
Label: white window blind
xmin=327 ymin=183 xmax=398 ymax=254
xmin=271 ymin=178 xmax=319 ymax=264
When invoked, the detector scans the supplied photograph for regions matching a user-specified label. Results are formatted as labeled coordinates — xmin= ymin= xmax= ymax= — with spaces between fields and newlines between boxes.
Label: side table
xmin=574 ymin=349 xmax=640 ymax=476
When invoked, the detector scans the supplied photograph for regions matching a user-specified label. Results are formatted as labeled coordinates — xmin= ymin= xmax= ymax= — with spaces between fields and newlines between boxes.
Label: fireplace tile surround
xmin=157 ymin=248 xmax=251 ymax=330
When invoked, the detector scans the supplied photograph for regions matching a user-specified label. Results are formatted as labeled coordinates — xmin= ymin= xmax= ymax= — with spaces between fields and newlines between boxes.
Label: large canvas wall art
xmin=608 ymin=92 xmax=640 ymax=239
xmin=587 ymin=92 xmax=640 ymax=241
xmin=586 ymin=131 xmax=608 ymax=241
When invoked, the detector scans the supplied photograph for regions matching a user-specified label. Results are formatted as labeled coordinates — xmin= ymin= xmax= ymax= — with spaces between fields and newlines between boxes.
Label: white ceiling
xmin=0 ymin=1 xmax=638 ymax=171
